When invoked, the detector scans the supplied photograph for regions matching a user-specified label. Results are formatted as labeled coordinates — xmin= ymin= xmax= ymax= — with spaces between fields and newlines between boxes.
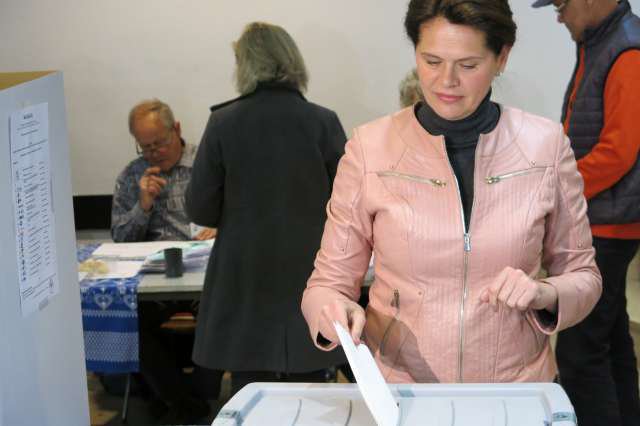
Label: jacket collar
xmin=254 ymin=81 xmax=306 ymax=99
xmin=209 ymin=81 xmax=306 ymax=112
xmin=583 ymin=0 xmax=630 ymax=48
xmin=391 ymin=104 xmax=523 ymax=160
xmin=177 ymin=142 xmax=196 ymax=168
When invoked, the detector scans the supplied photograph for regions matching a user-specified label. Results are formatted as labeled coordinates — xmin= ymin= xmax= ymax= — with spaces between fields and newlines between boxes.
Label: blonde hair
xmin=128 ymin=99 xmax=175 ymax=135
xmin=233 ymin=22 xmax=308 ymax=95
xmin=399 ymin=69 xmax=424 ymax=108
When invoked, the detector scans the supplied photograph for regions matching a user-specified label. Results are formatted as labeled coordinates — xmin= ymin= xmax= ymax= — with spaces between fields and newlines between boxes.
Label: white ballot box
xmin=212 ymin=382 xmax=576 ymax=426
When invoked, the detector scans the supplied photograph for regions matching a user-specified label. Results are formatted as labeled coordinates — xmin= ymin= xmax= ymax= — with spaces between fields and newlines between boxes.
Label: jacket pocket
xmin=364 ymin=286 xmax=425 ymax=380
xmin=521 ymin=312 xmax=546 ymax=366
xmin=495 ymin=309 xmax=547 ymax=381
xmin=379 ymin=289 xmax=400 ymax=357
xmin=485 ymin=167 xmax=546 ymax=184
xmin=377 ymin=171 xmax=446 ymax=188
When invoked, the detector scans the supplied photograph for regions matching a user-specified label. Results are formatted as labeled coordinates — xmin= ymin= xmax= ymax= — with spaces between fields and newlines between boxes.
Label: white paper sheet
xmin=10 ymin=103 xmax=59 ymax=317
xmin=92 ymin=241 xmax=192 ymax=259
xmin=334 ymin=321 xmax=400 ymax=426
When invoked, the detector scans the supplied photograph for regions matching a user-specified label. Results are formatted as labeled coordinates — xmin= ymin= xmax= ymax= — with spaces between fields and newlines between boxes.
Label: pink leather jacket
xmin=302 ymin=106 xmax=602 ymax=383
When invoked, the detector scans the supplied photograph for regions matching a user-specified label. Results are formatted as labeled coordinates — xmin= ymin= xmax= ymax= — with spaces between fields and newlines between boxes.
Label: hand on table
xmin=139 ymin=166 xmax=167 ymax=212
xmin=193 ymin=227 xmax=217 ymax=240
xmin=479 ymin=266 xmax=558 ymax=313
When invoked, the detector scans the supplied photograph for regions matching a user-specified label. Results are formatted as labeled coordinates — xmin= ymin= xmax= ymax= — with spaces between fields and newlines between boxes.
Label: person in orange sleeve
xmin=534 ymin=1 xmax=640 ymax=426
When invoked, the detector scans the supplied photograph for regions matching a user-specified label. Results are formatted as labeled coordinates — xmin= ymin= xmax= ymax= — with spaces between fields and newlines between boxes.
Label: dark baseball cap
xmin=532 ymin=0 xmax=554 ymax=7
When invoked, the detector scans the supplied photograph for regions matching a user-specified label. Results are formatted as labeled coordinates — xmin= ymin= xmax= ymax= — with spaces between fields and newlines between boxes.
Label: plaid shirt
xmin=111 ymin=143 xmax=197 ymax=242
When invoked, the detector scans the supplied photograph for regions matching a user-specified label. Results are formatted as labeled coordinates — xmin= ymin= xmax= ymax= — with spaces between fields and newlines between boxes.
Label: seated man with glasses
xmin=111 ymin=98 xmax=215 ymax=242
xmin=110 ymin=99 xmax=219 ymax=424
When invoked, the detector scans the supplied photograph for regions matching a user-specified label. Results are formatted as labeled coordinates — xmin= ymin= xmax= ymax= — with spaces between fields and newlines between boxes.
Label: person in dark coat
xmin=186 ymin=21 xmax=347 ymax=394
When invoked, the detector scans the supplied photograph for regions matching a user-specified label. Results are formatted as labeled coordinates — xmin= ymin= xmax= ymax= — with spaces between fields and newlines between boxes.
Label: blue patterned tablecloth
xmin=78 ymin=244 xmax=140 ymax=373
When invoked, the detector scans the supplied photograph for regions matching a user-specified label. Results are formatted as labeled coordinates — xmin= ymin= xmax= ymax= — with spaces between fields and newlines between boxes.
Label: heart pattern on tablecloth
xmin=94 ymin=293 xmax=114 ymax=310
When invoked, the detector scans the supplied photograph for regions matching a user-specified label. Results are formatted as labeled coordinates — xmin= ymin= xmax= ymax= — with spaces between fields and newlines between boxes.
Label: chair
xmin=121 ymin=313 xmax=197 ymax=423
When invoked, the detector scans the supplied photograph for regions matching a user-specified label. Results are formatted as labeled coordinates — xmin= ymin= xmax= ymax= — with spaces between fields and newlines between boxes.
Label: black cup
xmin=164 ymin=247 xmax=183 ymax=278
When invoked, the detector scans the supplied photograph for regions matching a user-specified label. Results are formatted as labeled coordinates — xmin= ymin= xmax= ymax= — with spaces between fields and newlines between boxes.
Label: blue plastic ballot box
xmin=212 ymin=382 xmax=576 ymax=426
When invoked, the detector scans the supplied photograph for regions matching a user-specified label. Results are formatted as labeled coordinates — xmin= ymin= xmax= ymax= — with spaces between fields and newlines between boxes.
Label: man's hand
xmin=318 ymin=299 xmax=366 ymax=346
xmin=479 ymin=266 xmax=558 ymax=313
xmin=194 ymin=227 xmax=217 ymax=240
xmin=138 ymin=167 xmax=167 ymax=212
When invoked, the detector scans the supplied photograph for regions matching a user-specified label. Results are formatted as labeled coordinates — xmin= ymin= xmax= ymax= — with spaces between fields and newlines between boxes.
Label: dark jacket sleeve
xmin=323 ymin=111 xmax=347 ymax=189
xmin=186 ymin=114 xmax=225 ymax=227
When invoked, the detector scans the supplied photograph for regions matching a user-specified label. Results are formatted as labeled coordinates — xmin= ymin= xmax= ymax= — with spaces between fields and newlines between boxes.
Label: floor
xmin=83 ymin=228 xmax=640 ymax=425
xmin=87 ymin=371 xmax=232 ymax=425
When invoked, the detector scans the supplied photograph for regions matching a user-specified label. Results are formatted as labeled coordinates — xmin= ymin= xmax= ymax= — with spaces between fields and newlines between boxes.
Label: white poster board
xmin=0 ymin=72 xmax=89 ymax=426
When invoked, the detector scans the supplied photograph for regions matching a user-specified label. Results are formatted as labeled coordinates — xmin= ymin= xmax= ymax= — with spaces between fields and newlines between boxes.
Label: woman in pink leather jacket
xmin=302 ymin=0 xmax=602 ymax=383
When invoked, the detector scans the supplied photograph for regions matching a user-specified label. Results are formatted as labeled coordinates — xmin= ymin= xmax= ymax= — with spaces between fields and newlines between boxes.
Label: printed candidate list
xmin=10 ymin=103 xmax=59 ymax=317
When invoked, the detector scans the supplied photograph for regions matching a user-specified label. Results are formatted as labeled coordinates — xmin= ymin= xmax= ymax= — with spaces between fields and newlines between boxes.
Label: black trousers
xmin=138 ymin=300 xmax=223 ymax=405
xmin=556 ymin=237 xmax=640 ymax=426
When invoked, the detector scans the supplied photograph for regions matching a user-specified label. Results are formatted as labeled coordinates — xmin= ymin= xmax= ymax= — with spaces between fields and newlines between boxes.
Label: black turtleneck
xmin=416 ymin=91 xmax=500 ymax=230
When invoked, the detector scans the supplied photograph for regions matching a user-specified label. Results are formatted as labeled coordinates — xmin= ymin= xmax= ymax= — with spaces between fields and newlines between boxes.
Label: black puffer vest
xmin=562 ymin=0 xmax=640 ymax=224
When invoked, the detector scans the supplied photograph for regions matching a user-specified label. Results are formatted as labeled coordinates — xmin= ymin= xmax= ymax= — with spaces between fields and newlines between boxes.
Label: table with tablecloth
xmin=78 ymin=243 xmax=140 ymax=373
xmin=77 ymin=241 xmax=370 ymax=374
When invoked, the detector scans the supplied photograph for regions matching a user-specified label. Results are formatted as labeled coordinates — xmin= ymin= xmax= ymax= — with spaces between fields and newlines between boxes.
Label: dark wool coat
xmin=186 ymin=83 xmax=347 ymax=372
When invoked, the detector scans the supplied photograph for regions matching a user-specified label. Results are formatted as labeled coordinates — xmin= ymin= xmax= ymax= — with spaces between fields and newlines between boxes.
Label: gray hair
xmin=399 ymin=69 xmax=424 ymax=108
xmin=233 ymin=22 xmax=309 ymax=95
xmin=128 ymin=99 xmax=175 ymax=135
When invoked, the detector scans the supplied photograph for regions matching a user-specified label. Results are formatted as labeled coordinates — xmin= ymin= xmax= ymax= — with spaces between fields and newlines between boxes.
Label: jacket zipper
xmin=455 ymin=174 xmax=471 ymax=383
xmin=376 ymin=171 xmax=446 ymax=187
xmin=440 ymin=140 xmax=472 ymax=383
xmin=485 ymin=167 xmax=544 ymax=184
xmin=379 ymin=289 xmax=400 ymax=356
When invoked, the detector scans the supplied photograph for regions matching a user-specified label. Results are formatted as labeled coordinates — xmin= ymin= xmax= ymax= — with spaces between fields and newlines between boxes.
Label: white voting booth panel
xmin=0 ymin=72 xmax=89 ymax=425
xmin=212 ymin=382 xmax=576 ymax=426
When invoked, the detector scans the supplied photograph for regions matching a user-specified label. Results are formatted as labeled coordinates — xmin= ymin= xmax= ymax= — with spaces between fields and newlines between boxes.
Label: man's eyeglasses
xmin=554 ymin=0 xmax=569 ymax=14
xmin=136 ymin=131 xmax=174 ymax=156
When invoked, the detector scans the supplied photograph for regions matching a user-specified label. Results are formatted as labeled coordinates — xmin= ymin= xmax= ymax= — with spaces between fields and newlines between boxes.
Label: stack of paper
xmin=140 ymin=240 xmax=214 ymax=272
xmin=92 ymin=240 xmax=207 ymax=259
xmin=83 ymin=239 xmax=214 ymax=278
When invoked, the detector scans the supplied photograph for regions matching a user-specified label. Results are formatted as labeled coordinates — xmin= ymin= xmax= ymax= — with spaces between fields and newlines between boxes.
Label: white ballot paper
xmin=10 ymin=103 xmax=59 ymax=317
xmin=334 ymin=321 xmax=400 ymax=426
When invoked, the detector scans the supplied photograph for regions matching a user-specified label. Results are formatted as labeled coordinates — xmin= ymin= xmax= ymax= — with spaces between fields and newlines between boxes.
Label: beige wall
xmin=2 ymin=1 xmax=639 ymax=195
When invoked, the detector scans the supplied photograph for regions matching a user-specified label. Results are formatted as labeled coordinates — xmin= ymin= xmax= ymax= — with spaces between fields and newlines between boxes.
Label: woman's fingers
xmin=497 ymin=277 xmax=517 ymax=309
xmin=480 ymin=266 xmax=557 ymax=312
xmin=349 ymin=307 xmax=366 ymax=345
xmin=318 ymin=313 xmax=339 ymax=343
xmin=516 ymin=286 xmax=538 ymax=311
xmin=481 ymin=267 xmax=543 ymax=312
xmin=319 ymin=301 xmax=349 ymax=344
xmin=319 ymin=300 xmax=365 ymax=346
xmin=486 ymin=267 xmax=510 ymax=311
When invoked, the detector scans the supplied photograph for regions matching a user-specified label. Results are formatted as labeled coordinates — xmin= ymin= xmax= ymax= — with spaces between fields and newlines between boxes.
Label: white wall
xmin=2 ymin=0 xmax=638 ymax=195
